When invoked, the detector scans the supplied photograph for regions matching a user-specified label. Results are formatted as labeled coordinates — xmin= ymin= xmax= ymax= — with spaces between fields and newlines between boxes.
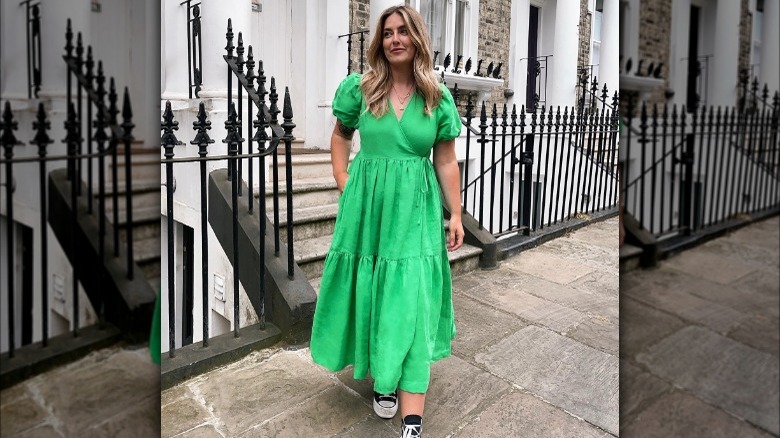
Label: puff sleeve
xmin=332 ymin=73 xmax=363 ymax=129
xmin=435 ymin=84 xmax=463 ymax=144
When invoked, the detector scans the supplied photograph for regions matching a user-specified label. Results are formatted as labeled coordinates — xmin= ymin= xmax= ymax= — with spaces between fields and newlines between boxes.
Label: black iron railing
xmin=0 ymin=20 xmax=135 ymax=358
xmin=162 ymin=20 xmax=296 ymax=358
xmin=454 ymin=85 xmax=620 ymax=238
xmin=181 ymin=0 xmax=203 ymax=98
xmin=21 ymin=0 xmax=42 ymax=98
xmin=623 ymin=91 xmax=780 ymax=238
xmin=338 ymin=30 xmax=368 ymax=76
xmin=740 ymin=74 xmax=777 ymax=114
xmin=520 ymin=55 xmax=550 ymax=112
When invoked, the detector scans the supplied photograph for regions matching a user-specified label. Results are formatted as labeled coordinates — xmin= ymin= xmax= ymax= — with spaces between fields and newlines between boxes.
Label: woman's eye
xmin=400 ymin=28 xmax=408 ymax=35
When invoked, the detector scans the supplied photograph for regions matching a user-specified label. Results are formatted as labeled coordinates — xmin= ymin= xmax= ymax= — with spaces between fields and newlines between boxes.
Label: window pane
xmin=421 ymin=0 xmax=447 ymax=58
xmin=454 ymin=0 xmax=466 ymax=58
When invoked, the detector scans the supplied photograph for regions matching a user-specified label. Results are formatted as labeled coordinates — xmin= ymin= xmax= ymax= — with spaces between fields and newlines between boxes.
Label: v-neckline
xmin=388 ymin=92 xmax=415 ymax=124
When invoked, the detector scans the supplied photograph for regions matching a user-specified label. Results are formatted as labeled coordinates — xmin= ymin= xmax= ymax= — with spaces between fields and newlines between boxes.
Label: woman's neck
xmin=389 ymin=64 xmax=415 ymax=88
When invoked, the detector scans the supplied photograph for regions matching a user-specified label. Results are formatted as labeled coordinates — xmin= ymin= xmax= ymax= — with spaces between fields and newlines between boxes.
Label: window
xmin=418 ymin=0 xmax=472 ymax=63
xmin=591 ymin=0 xmax=603 ymax=80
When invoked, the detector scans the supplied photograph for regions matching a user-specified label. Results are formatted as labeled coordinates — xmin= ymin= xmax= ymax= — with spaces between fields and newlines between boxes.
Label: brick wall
xmin=348 ymin=0 xmax=371 ymax=74
xmin=577 ymin=0 xmax=591 ymax=73
xmin=738 ymin=0 xmax=752 ymax=82
xmin=636 ymin=0 xmax=672 ymax=107
xmin=477 ymin=0 xmax=512 ymax=106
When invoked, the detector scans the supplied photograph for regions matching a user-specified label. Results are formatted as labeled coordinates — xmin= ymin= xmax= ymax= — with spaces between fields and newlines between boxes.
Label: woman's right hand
xmin=335 ymin=172 xmax=349 ymax=194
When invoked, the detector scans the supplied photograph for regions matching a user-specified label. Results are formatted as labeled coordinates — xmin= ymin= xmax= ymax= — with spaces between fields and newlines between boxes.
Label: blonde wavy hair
xmin=361 ymin=5 xmax=442 ymax=118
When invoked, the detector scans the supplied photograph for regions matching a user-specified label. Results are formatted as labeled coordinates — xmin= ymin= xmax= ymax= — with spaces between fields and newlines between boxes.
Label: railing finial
xmin=492 ymin=62 xmax=502 ymax=79
xmin=1 ymin=102 xmax=22 ymax=149
xmin=223 ymin=102 xmax=243 ymax=153
xmin=32 ymin=103 xmax=53 ymax=153
xmin=464 ymin=57 xmax=472 ymax=75
xmin=65 ymin=19 xmax=74 ymax=58
xmin=245 ymin=46 xmax=256 ymax=90
xmin=122 ymin=87 xmax=134 ymax=141
xmin=269 ymin=77 xmax=280 ymax=124
xmin=161 ymin=101 xmax=182 ymax=156
xmin=192 ymin=102 xmax=215 ymax=155
xmin=236 ymin=32 xmax=245 ymax=73
xmin=225 ymin=19 xmax=235 ymax=59
xmin=282 ymin=87 xmax=296 ymax=138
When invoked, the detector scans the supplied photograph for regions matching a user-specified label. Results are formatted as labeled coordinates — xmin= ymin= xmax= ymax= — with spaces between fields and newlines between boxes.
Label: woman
xmin=310 ymin=6 xmax=464 ymax=438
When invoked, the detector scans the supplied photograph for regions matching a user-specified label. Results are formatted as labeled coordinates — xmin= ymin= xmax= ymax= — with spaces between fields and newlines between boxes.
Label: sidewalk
xmin=0 ymin=344 xmax=160 ymax=437
xmin=620 ymin=215 xmax=780 ymax=437
xmin=162 ymin=217 xmax=619 ymax=437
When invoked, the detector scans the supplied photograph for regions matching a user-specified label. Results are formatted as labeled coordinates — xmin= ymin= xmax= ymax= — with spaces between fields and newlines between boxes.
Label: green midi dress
xmin=310 ymin=73 xmax=462 ymax=394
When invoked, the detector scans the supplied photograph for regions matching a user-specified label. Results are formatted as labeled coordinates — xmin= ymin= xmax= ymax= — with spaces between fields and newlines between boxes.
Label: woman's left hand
xmin=447 ymin=215 xmax=465 ymax=251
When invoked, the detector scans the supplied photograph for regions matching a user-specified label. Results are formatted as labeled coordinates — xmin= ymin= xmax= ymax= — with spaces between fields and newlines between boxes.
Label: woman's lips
xmin=391 ymin=48 xmax=404 ymax=53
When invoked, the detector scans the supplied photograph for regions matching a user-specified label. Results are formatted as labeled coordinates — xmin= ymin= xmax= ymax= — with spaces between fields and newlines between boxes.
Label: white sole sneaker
xmin=373 ymin=392 xmax=398 ymax=419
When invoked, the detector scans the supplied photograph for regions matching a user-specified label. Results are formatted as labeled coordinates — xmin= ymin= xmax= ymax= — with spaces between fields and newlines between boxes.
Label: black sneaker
xmin=373 ymin=391 xmax=398 ymax=419
xmin=400 ymin=415 xmax=422 ymax=438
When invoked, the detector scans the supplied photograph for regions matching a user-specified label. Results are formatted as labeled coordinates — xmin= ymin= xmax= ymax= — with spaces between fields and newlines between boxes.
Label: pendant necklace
xmin=393 ymin=83 xmax=413 ymax=111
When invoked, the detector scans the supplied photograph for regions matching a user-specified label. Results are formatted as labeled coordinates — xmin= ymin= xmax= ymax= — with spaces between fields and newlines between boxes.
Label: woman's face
xmin=382 ymin=12 xmax=417 ymax=69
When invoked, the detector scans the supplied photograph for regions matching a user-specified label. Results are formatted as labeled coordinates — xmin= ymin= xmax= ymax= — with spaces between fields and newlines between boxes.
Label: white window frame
xmin=589 ymin=0 xmax=603 ymax=80
xmin=411 ymin=0 xmax=479 ymax=69
xmin=751 ymin=1 xmax=763 ymax=78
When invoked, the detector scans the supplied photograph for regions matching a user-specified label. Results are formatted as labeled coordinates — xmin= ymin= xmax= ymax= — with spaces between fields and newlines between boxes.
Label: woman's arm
xmin=433 ymin=139 xmax=464 ymax=251
xmin=331 ymin=119 xmax=355 ymax=193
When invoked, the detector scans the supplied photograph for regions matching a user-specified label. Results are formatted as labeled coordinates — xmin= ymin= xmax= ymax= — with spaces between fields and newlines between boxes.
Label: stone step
xmin=259 ymin=176 xmax=341 ymax=211
xmin=619 ymin=243 xmax=643 ymax=273
xmin=269 ymin=203 xmax=339 ymax=242
xmin=110 ymin=148 xmax=160 ymax=182
xmin=271 ymin=151 xmax=357 ymax=181
xmin=296 ymin=233 xmax=483 ymax=280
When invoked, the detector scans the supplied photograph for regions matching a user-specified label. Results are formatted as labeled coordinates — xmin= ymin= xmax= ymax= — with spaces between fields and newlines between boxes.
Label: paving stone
xmin=568 ymin=219 xmax=619 ymax=250
xmin=86 ymin=393 xmax=160 ymax=438
xmin=568 ymin=316 xmax=619 ymax=355
xmin=161 ymin=384 xmax=192 ymax=408
xmin=619 ymin=360 xmax=670 ymax=429
xmin=173 ymin=424 xmax=224 ymax=437
xmin=15 ymin=425 xmax=64 ymax=438
xmin=621 ymin=271 xmax=749 ymax=334
xmin=461 ymin=283 xmax=588 ymax=333
xmin=723 ymin=218 xmax=780 ymax=251
xmin=0 ymin=394 xmax=48 ymax=437
xmin=335 ymin=367 xmax=375 ymax=404
xmin=636 ymin=325 xmax=780 ymax=435
xmin=0 ymin=383 xmax=28 ymax=406
xmin=240 ymin=386 xmax=368 ymax=437
xmin=621 ymin=391 xmax=775 ymax=438
xmin=738 ymin=270 xmax=780 ymax=308
xmin=569 ymin=269 xmax=619 ymax=299
xmin=451 ymin=274 xmax=485 ymax=294
xmin=453 ymin=390 xmax=612 ymax=437
xmin=698 ymin=236 xmax=780 ymax=275
xmin=194 ymin=350 xmax=333 ymax=436
xmin=30 ymin=360 xmax=157 ymax=436
xmin=502 ymin=249 xmax=596 ymax=285
xmin=618 ymin=296 xmax=686 ymax=360
xmin=519 ymin=276 xmax=618 ymax=322
xmin=475 ymin=326 xmax=618 ymax=435
xmin=536 ymin=237 xmax=618 ymax=273
xmin=162 ymin=395 xmax=213 ymax=437
xmin=665 ymin=250 xmax=756 ymax=285
xmin=451 ymin=293 xmax=526 ymax=360
xmin=331 ymin=414 xmax=398 ymax=438
xmin=424 ymin=356 xmax=513 ymax=436
xmin=728 ymin=314 xmax=780 ymax=356
xmin=680 ymin=272 xmax=780 ymax=320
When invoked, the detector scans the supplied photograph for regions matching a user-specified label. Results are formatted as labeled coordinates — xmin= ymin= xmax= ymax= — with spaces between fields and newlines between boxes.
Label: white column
xmin=161 ymin=0 xmax=189 ymax=100
xmin=197 ymin=0 xmax=252 ymax=99
xmin=38 ymin=0 xmax=91 ymax=101
xmin=599 ymin=0 xmax=619 ymax=97
xmin=369 ymin=0 xmax=404 ymax=40
xmin=507 ymin=0 xmax=531 ymax=110
xmin=1 ymin=1 xmax=29 ymax=99
xmin=550 ymin=0 xmax=580 ymax=108
xmin=710 ymin=0 xmax=740 ymax=106
xmin=760 ymin=0 xmax=779 ymax=93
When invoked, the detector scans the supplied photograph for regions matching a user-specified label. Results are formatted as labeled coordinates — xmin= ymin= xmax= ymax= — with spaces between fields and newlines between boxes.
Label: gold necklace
xmin=393 ymin=83 xmax=413 ymax=111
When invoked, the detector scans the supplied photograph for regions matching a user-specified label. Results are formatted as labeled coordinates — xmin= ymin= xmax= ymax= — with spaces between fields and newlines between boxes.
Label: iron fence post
xmin=192 ymin=102 xmax=214 ymax=346
xmin=31 ymin=103 xmax=53 ymax=348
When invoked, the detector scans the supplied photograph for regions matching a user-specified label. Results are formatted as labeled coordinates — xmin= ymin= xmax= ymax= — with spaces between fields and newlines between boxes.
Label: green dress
xmin=310 ymin=73 xmax=462 ymax=394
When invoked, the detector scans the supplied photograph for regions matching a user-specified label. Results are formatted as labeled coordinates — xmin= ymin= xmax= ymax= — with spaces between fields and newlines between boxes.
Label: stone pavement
xmin=620 ymin=216 xmax=780 ymax=437
xmin=0 ymin=344 xmax=160 ymax=437
xmin=161 ymin=217 xmax=619 ymax=437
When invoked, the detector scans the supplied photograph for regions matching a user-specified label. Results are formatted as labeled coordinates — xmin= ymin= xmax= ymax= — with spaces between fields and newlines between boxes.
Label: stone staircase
xmin=259 ymin=146 xmax=484 ymax=294
xmin=97 ymin=146 xmax=161 ymax=292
